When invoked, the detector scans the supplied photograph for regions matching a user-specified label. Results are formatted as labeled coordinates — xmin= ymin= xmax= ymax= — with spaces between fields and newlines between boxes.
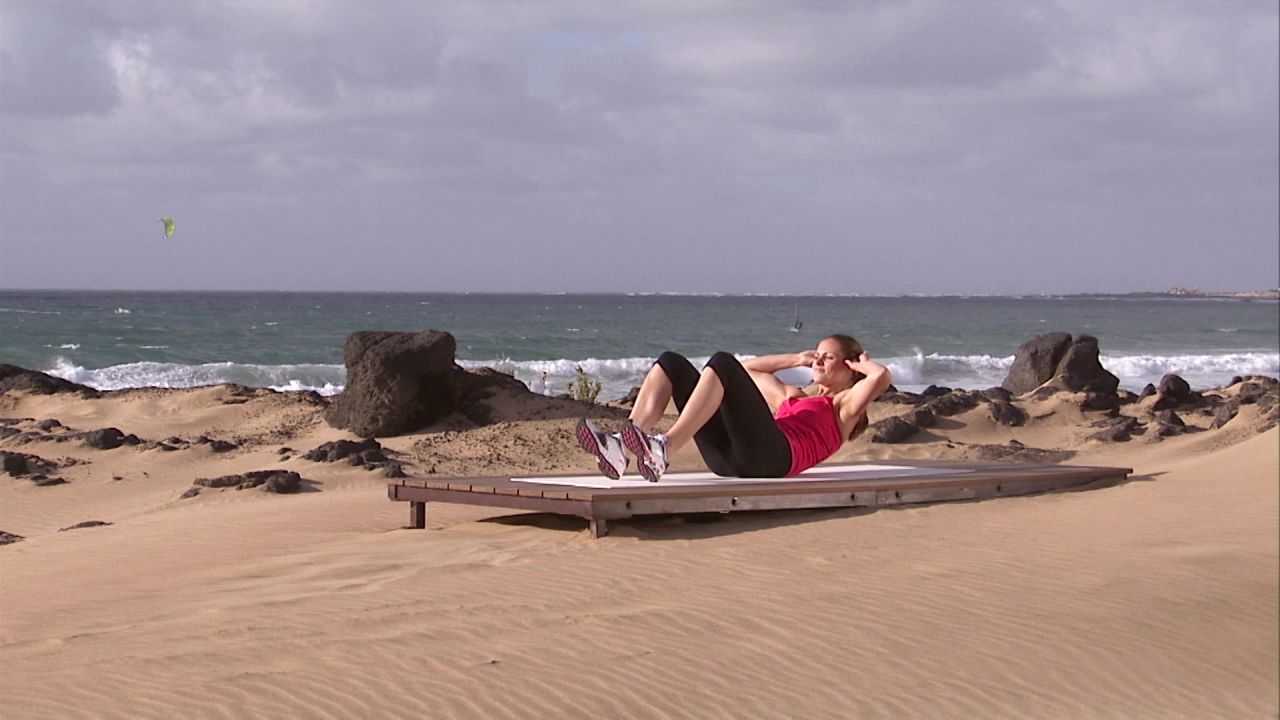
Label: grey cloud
xmin=0 ymin=0 xmax=1275 ymax=293
xmin=0 ymin=2 xmax=120 ymax=116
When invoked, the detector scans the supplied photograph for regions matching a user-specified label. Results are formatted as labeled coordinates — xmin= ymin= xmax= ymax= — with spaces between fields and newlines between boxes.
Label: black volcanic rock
xmin=1 ymin=451 xmax=58 ymax=477
xmin=1152 ymin=373 xmax=1202 ymax=410
xmin=303 ymin=438 xmax=383 ymax=463
xmin=925 ymin=390 xmax=982 ymax=417
xmin=1081 ymin=392 xmax=1121 ymax=412
xmin=920 ymin=385 xmax=952 ymax=398
xmin=1001 ymin=333 xmax=1072 ymax=394
xmin=1152 ymin=409 xmax=1187 ymax=437
xmin=903 ymin=407 xmax=936 ymax=428
xmin=0 ymin=365 xmax=100 ymax=397
xmin=208 ymin=439 xmax=237 ymax=453
xmin=1238 ymin=380 xmax=1275 ymax=405
xmin=323 ymin=330 xmax=547 ymax=437
xmin=987 ymin=400 xmax=1028 ymax=427
xmin=1049 ymin=336 xmax=1120 ymax=394
xmin=1003 ymin=334 xmax=1119 ymax=396
xmin=876 ymin=391 xmax=925 ymax=405
xmin=979 ymin=387 xmax=1013 ymax=403
xmin=81 ymin=428 xmax=126 ymax=450
xmin=194 ymin=470 xmax=304 ymax=493
xmin=59 ymin=520 xmax=112 ymax=531
xmin=194 ymin=475 xmax=245 ymax=488
xmin=324 ymin=330 xmax=462 ymax=438
xmin=1210 ymin=400 xmax=1240 ymax=429
xmin=1158 ymin=373 xmax=1192 ymax=398
xmin=1089 ymin=416 xmax=1142 ymax=442
xmin=868 ymin=416 xmax=920 ymax=444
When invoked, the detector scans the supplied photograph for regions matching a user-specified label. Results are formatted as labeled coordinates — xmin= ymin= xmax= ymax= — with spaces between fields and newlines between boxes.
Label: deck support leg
xmin=409 ymin=501 xmax=426 ymax=529
xmin=589 ymin=518 xmax=608 ymax=538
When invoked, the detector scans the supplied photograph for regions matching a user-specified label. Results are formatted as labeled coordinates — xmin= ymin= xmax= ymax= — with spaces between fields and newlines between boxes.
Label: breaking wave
xmin=41 ymin=350 xmax=1279 ymax=401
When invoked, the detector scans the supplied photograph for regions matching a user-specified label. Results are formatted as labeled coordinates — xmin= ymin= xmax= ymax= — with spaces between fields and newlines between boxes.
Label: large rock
xmin=1152 ymin=373 xmax=1202 ymax=410
xmin=324 ymin=331 xmax=465 ymax=438
xmin=1002 ymin=333 xmax=1120 ymax=396
xmin=1001 ymin=333 xmax=1072 ymax=394
xmin=1049 ymin=336 xmax=1119 ymax=393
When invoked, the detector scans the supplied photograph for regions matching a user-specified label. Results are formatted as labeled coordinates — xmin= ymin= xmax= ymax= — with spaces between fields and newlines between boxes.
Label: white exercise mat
xmin=518 ymin=463 xmax=971 ymax=489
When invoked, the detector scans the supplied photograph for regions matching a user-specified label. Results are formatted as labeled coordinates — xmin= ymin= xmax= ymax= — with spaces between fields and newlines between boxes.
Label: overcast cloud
xmin=1 ymin=0 xmax=1276 ymax=294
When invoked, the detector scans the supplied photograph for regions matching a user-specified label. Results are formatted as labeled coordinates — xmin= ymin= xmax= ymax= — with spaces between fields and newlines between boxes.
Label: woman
xmin=576 ymin=334 xmax=892 ymax=482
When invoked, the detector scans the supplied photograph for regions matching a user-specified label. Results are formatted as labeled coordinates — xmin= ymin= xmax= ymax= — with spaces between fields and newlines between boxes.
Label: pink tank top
xmin=774 ymin=395 xmax=844 ymax=476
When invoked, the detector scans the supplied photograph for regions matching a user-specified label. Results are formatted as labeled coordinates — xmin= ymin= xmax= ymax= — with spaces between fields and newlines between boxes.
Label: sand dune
xmin=1 ymin=385 xmax=1276 ymax=718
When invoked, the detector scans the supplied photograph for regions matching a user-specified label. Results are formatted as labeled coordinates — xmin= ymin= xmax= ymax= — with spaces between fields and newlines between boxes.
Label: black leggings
xmin=656 ymin=351 xmax=792 ymax=478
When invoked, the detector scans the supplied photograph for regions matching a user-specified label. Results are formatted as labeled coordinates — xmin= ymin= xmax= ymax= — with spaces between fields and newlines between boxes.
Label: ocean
xmin=1 ymin=291 xmax=1276 ymax=401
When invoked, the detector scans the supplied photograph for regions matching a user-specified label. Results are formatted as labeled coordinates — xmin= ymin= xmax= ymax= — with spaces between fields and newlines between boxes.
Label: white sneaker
xmin=575 ymin=418 xmax=628 ymax=480
xmin=620 ymin=422 xmax=668 ymax=483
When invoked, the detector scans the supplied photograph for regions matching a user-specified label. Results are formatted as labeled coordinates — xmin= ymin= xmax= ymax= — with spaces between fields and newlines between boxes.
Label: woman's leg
xmin=663 ymin=352 xmax=792 ymax=477
xmin=629 ymin=351 xmax=699 ymax=431
xmin=662 ymin=368 xmax=725 ymax=453
xmin=706 ymin=353 xmax=793 ymax=476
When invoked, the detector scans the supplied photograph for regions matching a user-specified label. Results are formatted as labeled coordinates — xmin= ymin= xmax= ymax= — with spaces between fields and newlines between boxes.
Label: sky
xmin=1 ymin=0 xmax=1277 ymax=295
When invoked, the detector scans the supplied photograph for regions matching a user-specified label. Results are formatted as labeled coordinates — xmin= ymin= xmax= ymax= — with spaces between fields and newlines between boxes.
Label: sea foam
xmin=47 ymin=358 xmax=347 ymax=396
xmin=41 ymin=350 xmax=1279 ymax=402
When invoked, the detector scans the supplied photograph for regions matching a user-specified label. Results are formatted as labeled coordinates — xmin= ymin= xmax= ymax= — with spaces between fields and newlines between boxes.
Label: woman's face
xmin=810 ymin=338 xmax=850 ymax=384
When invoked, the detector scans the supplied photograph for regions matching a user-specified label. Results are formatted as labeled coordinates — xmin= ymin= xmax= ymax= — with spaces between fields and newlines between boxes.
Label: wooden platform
xmin=387 ymin=461 xmax=1132 ymax=538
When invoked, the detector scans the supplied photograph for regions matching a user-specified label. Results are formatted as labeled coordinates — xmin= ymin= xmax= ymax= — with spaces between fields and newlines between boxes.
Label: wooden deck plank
xmin=388 ymin=461 xmax=1131 ymax=537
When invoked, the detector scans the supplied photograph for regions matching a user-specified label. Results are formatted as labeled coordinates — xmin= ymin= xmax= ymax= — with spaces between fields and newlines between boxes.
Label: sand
xmin=1 ymin=383 xmax=1277 ymax=719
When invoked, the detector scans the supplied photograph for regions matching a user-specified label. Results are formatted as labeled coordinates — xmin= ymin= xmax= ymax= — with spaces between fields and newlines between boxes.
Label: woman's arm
xmin=748 ymin=369 xmax=805 ymax=410
xmin=742 ymin=351 xmax=815 ymax=373
xmin=836 ymin=354 xmax=892 ymax=425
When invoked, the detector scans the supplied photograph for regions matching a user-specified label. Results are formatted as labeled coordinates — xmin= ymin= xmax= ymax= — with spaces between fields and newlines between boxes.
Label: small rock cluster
xmin=0 ymin=419 xmax=143 ymax=449
xmin=869 ymin=386 xmax=1025 ymax=443
xmin=861 ymin=332 xmax=1278 ymax=448
xmin=183 ymin=470 xmax=304 ymax=498
xmin=0 ymin=417 xmax=251 ymax=455
xmin=147 ymin=435 xmax=238 ymax=453
xmin=1 ymin=450 xmax=69 ymax=486
xmin=302 ymin=439 xmax=405 ymax=477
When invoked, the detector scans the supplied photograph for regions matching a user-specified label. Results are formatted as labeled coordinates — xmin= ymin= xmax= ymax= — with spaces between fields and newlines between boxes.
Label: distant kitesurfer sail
xmin=160 ymin=217 xmax=176 ymax=238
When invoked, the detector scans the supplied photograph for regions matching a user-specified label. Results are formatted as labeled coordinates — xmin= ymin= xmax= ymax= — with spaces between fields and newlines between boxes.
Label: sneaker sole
xmin=620 ymin=423 xmax=660 ymax=483
xmin=576 ymin=418 xmax=621 ymax=480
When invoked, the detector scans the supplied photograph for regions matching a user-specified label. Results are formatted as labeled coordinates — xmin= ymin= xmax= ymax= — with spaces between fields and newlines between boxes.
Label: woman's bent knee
xmin=705 ymin=351 xmax=745 ymax=384
xmin=656 ymin=351 xmax=688 ymax=368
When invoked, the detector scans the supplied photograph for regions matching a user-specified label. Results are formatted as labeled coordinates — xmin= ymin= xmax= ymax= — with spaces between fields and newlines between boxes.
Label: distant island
xmin=1095 ymin=288 xmax=1280 ymax=300
xmin=1158 ymin=287 xmax=1280 ymax=299
xmin=1052 ymin=288 xmax=1278 ymax=300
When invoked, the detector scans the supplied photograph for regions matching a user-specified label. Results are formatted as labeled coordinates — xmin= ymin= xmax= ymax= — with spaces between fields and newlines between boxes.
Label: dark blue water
xmin=1 ymin=291 xmax=1276 ymax=398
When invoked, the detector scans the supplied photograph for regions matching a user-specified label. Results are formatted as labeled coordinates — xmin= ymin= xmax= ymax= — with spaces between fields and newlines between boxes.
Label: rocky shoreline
xmin=2 ymin=329 xmax=1276 ymax=513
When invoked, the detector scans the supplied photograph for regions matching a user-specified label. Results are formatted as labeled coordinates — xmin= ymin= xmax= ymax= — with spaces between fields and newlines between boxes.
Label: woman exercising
xmin=576 ymin=334 xmax=892 ymax=482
